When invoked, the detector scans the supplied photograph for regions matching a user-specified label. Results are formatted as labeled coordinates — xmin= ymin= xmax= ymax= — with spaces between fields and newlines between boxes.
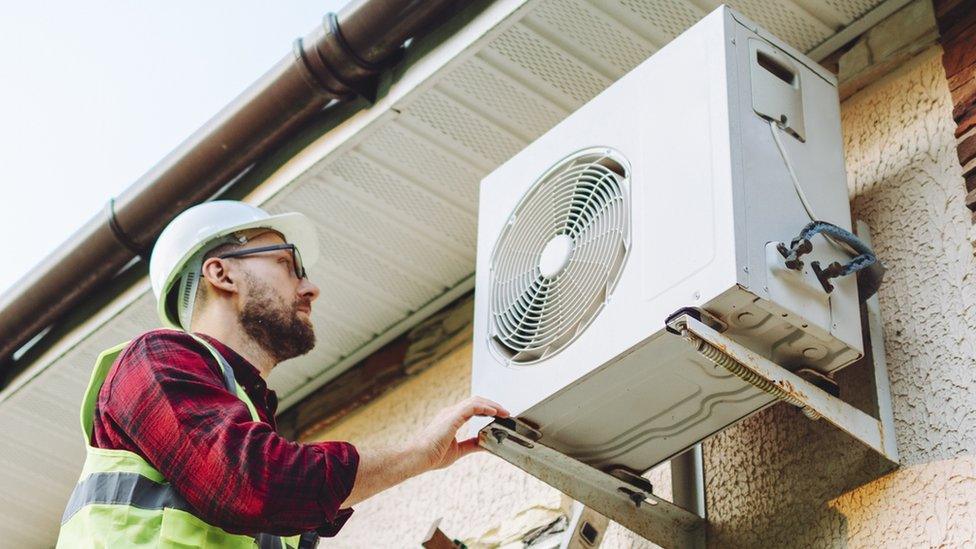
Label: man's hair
xmin=191 ymin=239 xmax=245 ymax=313
xmin=189 ymin=228 xmax=284 ymax=324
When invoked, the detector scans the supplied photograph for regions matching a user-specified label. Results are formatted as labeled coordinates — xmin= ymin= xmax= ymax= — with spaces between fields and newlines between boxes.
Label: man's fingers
xmin=456 ymin=437 xmax=483 ymax=459
xmin=461 ymin=396 xmax=510 ymax=418
xmin=451 ymin=404 xmax=498 ymax=426
xmin=437 ymin=396 xmax=511 ymax=433
xmin=470 ymin=396 xmax=508 ymax=413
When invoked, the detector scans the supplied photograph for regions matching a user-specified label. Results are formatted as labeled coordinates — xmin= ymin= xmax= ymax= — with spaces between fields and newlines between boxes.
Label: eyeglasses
xmin=217 ymin=243 xmax=307 ymax=280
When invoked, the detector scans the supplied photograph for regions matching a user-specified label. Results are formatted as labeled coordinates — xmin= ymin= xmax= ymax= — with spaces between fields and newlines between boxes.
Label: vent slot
xmin=757 ymin=50 xmax=796 ymax=86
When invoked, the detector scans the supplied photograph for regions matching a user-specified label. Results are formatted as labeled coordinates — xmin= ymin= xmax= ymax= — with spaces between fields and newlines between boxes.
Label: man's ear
xmin=200 ymin=257 xmax=238 ymax=296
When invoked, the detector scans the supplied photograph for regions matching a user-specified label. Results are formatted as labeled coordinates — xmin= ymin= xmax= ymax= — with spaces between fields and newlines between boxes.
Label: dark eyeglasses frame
xmin=216 ymin=243 xmax=307 ymax=279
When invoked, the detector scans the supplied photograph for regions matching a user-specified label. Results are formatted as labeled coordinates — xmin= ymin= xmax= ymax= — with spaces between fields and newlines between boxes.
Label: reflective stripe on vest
xmin=61 ymin=471 xmax=194 ymax=525
xmin=56 ymin=332 xmax=311 ymax=549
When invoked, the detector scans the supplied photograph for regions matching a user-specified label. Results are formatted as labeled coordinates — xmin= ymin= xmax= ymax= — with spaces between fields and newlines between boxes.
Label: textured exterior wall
xmin=699 ymin=46 xmax=976 ymax=548
xmin=308 ymin=46 xmax=976 ymax=547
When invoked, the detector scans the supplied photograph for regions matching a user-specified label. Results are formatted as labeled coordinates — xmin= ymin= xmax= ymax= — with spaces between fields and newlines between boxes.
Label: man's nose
xmin=299 ymin=277 xmax=320 ymax=302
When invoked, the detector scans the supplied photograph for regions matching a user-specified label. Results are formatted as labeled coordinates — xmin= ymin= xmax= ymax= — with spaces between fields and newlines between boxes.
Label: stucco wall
xmin=309 ymin=46 xmax=976 ymax=547
xmin=695 ymin=45 xmax=976 ymax=548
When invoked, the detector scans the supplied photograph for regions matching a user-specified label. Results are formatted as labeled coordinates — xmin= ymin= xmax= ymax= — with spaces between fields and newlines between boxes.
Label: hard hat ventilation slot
xmin=176 ymin=258 xmax=202 ymax=330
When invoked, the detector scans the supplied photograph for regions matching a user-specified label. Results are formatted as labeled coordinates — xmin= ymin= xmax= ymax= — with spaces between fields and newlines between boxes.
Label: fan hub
xmin=538 ymin=234 xmax=574 ymax=278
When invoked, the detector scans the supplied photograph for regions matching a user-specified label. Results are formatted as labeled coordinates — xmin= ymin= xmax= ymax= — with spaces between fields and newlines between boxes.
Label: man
xmin=57 ymin=201 xmax=508 ymax=548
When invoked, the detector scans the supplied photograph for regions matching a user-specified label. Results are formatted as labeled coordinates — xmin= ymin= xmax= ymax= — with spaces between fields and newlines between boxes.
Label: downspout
xmin=0 ymin=0 xmax=460 ymax=368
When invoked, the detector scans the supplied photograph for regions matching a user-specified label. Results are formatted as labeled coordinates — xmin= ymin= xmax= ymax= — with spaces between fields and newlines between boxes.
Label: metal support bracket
xmin=479 ymin=419 xmax=706 ymax=549
xmin=666 ymin=313 xmax=899 ymax=465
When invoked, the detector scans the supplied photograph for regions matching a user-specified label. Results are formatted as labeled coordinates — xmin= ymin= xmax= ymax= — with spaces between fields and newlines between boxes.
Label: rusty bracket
xmin=480 ymin=419 xmax=705 ymax=549
xmin=666 ymin=313 xmax=899 ymax=466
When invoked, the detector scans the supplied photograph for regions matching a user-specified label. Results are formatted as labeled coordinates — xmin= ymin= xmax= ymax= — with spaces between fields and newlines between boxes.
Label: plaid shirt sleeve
xmin=91 ymin=329 xmax=359 ymax=537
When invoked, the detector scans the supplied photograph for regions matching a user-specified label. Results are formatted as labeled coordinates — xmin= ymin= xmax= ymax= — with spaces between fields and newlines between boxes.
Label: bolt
xmin=630 ymin=491 xmax=645 ymax=508
xmin=491 ymin=429 xmax=508 ymax=445
xmin=776 ymin=242 xmax=790 ymax=259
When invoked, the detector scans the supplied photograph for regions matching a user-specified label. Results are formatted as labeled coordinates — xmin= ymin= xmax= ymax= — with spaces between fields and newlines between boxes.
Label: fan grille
xmin=489 ymin=148 xmax=631 ymax=365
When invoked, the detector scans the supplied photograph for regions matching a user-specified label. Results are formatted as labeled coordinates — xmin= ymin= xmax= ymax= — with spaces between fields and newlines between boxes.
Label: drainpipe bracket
xmin=325 ymin=12 xmax=406 ymax=104
xmin=106 ymin=198 xmax=150 ymax=262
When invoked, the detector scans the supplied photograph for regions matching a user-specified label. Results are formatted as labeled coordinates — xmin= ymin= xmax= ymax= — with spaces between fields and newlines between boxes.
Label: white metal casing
xmin=472 ymin=6 xmax=863 ymax=472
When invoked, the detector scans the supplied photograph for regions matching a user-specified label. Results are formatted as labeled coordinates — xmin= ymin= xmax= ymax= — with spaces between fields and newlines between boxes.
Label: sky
xmin=0 ymin=0 xmax=346 ymax=296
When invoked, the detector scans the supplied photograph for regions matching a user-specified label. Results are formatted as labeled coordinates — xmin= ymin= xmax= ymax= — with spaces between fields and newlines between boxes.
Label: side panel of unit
xmin=726 ymin=13 xmax=862 ymax=361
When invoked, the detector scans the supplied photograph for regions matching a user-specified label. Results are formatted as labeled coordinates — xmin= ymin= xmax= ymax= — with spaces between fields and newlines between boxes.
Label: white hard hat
xmin=149 ymin=200 xmax=319 ymax=329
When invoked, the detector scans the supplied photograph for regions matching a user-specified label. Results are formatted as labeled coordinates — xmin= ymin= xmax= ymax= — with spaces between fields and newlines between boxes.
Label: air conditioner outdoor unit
xmin=472 ymin=6 xmax=866 ymax=475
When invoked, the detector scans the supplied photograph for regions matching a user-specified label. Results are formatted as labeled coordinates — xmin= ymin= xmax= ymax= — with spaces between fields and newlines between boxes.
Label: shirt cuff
xmin=315 ymin=507 xmax=354 ymax=537
xmin=312 ymin=440 xmax=359 ymax=533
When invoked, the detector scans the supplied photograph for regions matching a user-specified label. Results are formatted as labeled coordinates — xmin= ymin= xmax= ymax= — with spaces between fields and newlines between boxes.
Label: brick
xmin=956 ymin=105 xmax=976 ymax=137
xmin=953 ymin=83 xmax=976 ymax=121
xmin=949 ymin=67 xmax=976 ymax=103
xmin=947 ymin=64 xmax=976 ymax=93
xmin=966 ymin=166 xmax=976 ymax=193
xmin=935 ymin=0 xmax=976 ymax=42
xmin=940 ymin=22 xmax=976 ymax=76
xmin=966 ymin=187 xmax=976 ymax=211
xmin=959 ymin=133 xmax=976 ymax=166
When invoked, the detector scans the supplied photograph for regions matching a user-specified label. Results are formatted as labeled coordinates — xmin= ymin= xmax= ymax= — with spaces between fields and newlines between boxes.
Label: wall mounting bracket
xmin=479 ymin=418 xmax=706 ymax=549
xmin=666 ymin=312 xmax=899 ymax=466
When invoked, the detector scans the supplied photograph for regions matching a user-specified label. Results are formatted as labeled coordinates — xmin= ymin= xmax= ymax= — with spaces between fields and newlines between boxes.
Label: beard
xmin=238 ymin=273 xmax=316 ymax=363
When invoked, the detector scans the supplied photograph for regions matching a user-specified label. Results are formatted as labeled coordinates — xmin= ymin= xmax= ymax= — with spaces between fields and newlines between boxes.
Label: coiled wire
xmin=682 ymin=328 xmax=822 ymax=420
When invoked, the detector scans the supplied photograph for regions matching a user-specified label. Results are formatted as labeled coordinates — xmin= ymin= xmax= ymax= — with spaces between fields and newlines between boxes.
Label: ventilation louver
xmin=488 ymin=149 xmax=630 ymax=364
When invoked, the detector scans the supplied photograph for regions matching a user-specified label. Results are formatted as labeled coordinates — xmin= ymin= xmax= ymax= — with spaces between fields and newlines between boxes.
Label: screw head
xmin=491 ymin=429 xmax=508 ymax=445
xmin=629 ymin=492 xmax=645 ymax=507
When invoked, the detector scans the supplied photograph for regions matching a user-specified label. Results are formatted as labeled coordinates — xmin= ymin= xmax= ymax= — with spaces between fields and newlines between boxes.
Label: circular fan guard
xmin=488 ymin=148 xmax=631 ymax=365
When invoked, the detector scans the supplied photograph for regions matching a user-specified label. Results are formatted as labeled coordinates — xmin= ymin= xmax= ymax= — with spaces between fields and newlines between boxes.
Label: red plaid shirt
xmin=91 ymin=328 xmax=359 ymax=537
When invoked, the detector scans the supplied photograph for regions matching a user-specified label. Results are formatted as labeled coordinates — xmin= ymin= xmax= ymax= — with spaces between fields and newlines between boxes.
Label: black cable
xmin=779 ymin=221 xmax=885 ymax=300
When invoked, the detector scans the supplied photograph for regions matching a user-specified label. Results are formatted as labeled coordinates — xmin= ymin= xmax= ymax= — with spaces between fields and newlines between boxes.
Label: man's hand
xmin=412 ymin=396 xmax=510 ymax=471
xmin=341 ymin=396 xmax=509 ymax=508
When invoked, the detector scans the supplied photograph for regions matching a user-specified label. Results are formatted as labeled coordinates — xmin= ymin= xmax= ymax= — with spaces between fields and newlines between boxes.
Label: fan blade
xmin=566 ymin=169 xmax=617 ymax=237
xmin=503 ymin=275 xmax=550 ymax=349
